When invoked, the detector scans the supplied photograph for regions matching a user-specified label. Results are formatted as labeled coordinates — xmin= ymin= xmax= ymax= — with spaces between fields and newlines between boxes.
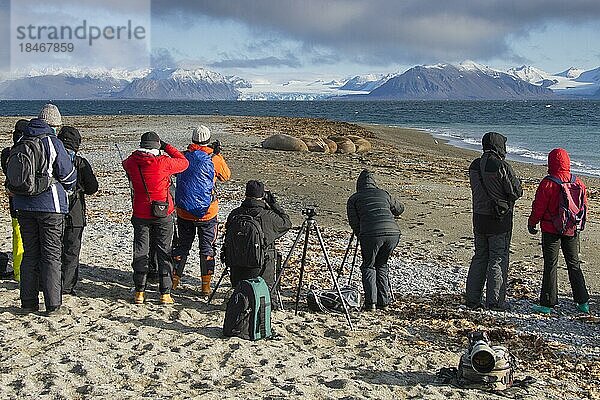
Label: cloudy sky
xmin=2 ymin=0 xmax=600 ymax=82
xmin=150 ymin=0 xmax=600 ymax=82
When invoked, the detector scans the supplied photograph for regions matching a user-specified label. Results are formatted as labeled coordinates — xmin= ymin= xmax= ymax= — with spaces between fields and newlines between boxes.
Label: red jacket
xmin=123 ymin=144 xmax=189 ymax=219
xmin=528 ymin=148 xmax=588 ymax=234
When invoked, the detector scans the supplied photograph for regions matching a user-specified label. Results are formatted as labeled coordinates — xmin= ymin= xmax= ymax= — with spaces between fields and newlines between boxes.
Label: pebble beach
xmin=0 ymin=115 xmax=598 ymax=399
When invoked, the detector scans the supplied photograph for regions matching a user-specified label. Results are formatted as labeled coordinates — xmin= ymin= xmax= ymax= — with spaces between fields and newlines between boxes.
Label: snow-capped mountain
xmin=0 ymin=67 xmax=244 ymax=100
xmin=366 ymin=62 xmax=554 ymax=100
xmin=506 ymin=65 xmax=549 ymax=84
xmin=556 ymin=67 xmax=585 ymax=79
xmin=506 ymin=65 xmax=598 ymax=95
xmin=339 ymin=73 xmax=400 ymax=92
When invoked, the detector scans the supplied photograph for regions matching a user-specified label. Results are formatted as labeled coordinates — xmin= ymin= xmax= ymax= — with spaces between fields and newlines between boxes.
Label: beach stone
xmin=301 ymin=137 xmax=330 ymax=153
xmin=347 ymin=135 xmax=372 ymax=153
xmin=328 ymin=135 xmax=356 ymax=154
xmin=262 ymin=134 xmax=309 ymax=152
xmin=323 ymin=138 xmax=337 ymax=153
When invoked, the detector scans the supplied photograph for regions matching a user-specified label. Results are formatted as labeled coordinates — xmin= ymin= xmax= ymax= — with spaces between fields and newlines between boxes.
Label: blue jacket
xmin=13 ymin=119 xmax=77 ymax=214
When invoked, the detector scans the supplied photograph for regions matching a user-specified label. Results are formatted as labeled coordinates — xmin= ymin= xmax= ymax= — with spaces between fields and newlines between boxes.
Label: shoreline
xmin=0 ymin=115 xmax=598 ymax=399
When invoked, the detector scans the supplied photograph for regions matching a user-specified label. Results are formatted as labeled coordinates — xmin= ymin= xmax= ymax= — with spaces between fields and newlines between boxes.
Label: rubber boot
xmin=577 ymin=302 xmax=590 ymax=314
xmin=172 ymin=273 xmax=181 ymax=290
xmin=201 ymin=274 xmax=212 ymax=296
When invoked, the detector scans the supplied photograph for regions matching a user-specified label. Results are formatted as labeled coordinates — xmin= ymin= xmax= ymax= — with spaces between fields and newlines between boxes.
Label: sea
xmin=1 ymin=100 xmax=599 ymax=176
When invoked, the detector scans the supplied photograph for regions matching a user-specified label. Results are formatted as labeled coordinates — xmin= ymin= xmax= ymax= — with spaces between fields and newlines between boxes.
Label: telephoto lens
xmin=468 ymin=332 xmax=497 ymax=373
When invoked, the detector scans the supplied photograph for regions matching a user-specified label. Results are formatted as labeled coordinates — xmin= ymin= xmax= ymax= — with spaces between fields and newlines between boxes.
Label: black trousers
xmin=62 ymin=226 xmax=84 ymax=294
xmin=540 ymin=232 xmax=589 ymax=307
xmin=359 ymin=234 xmax=400 ymax=307
xmin=18 ymin=211 xmax=64 ymax=309
xmin=229 ymin=247 xmax=277 ymax=288
xmin=132 ymin=215 xmax=174 ymax=294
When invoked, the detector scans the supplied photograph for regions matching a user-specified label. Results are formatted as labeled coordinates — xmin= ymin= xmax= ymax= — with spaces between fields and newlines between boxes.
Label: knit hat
xmin=140 ymin=131 xmax=161 ymax=150
xmin=13 ymin=119 xmax=29 ymax=144
xmin=245 ymin=180 xmax=265 ymax=199
xmin=192 ymin=125 xmax=211 ymax=144
xmin=38 ymin=104 xmax=62 ymax=127
xmin=58 ymin=126 xmax=82 ymax=152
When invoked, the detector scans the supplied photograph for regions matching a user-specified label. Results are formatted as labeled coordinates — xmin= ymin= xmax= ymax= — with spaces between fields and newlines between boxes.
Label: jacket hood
xmin=130 ymin=149 xmax=161 ymax=165
xmin=356 ymin=169 xmax=377 ymax=191
xmin=25 ymin=118 xmax=54 ymax=137
xmin=187 ymin=143 xmax=213 ymax=154
xmin=13 ymin=119 xmax=29 ymax=144
xmin=58 ymin=126 xmax=82 ymax=152
xmin=548 ymin=148 xmax=571 ymax=178
xmin=482 ymin=132 xmax=507 ymax=159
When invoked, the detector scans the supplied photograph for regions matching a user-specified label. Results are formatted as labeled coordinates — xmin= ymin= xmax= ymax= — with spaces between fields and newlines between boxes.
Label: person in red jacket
xmin=123 ymin=132 xmax=189 ymax=305
xmin=528 ymin=148 xmax=590 ymax=314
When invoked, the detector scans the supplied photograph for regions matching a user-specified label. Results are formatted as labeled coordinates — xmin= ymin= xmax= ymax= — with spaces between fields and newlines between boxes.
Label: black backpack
xmin=223 ymin=277 xmax=272 ymax=340
xmin=224 ymin=213 xmax=266 ymax=268
xmin=5 ymin=135 xmax=53 ymax=196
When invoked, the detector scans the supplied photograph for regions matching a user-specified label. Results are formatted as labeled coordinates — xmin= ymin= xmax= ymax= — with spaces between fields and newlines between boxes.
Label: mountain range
xmin=1 ymin=62 xmax=599 ymax=100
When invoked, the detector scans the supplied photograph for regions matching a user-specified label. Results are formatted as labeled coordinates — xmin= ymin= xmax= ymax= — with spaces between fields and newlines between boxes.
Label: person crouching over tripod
xmin=224 ymin=180 xmax=291 ymax=287
xmin=347 ymin=169 xmax=404 ymax=311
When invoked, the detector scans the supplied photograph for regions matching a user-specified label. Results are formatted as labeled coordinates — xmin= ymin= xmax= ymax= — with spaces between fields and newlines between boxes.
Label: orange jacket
xmin=177 ymin=144 xmax=231 ymax=221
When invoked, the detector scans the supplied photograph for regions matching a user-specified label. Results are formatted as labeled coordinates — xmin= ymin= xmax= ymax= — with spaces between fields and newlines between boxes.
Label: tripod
xmin=270 ymin=210 xmax=354 ymax=330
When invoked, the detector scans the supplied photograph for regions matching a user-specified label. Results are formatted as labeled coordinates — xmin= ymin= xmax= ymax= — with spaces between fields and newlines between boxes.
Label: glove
xmin=160 ymin=140 xmax=168 ymax=150
xmin=528 ymin=225 xmax=538 ymax=235
xmin=264 ymin=190 xmax=276 ymax=205
xmin=212 ymin=140 xmax=222 ymax=155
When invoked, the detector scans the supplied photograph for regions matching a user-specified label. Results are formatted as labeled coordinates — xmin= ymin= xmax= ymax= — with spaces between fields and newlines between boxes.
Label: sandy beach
xmin=0 ymin=115 xmax=598 ymax=399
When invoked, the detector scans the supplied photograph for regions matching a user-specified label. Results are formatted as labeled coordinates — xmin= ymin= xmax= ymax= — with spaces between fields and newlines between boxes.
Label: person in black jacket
xmin=347 ymin=170 xmax=404 ymax=311
xmin=57 ymin=126 xmax=99 ymax=295
xmin=466 ymin=132 xmax=522 ymax=311
xmin=225 ymin=180 xmax=292 ymax=287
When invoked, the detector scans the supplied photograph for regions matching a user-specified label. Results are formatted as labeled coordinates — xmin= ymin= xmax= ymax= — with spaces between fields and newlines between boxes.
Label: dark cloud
xmin=151 ymin=48 xmax=177 ymax=69
xmin=151 ymin=0 xmax=600 ymax=64
xmin=210 ymin=55 xmax=301 ymax=68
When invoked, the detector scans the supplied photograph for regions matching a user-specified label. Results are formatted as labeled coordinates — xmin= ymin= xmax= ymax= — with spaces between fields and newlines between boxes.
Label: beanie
xmin=192 ymin=125 xmax=211 ymax=144
xmin=140 ymin=131 xmax=161 ymax=150
xmin=13 ymin=119 xmax=29 ymax=144
xmin=245 ymin=180 xmax=265 ymax=199
xmin=58 ymin=126 xmax=82 ymax=152
xmin=38 ymin=104 xmax=62 ymax=127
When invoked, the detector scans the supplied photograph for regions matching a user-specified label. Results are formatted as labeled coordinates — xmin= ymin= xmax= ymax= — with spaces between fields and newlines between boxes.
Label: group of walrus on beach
xmin=0 ymin=103 xmax=591 ymax=323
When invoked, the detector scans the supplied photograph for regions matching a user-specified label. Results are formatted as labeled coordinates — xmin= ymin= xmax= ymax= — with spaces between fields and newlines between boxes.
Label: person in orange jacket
xmin=528 ymin=148 xmax=590 ymax=314
xmin=173 ymin=125 xmax=231 ymax=295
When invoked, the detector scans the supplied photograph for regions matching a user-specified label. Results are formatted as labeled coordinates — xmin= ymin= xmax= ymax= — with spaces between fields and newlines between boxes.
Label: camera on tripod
xmin=302 ymin=207 xmax=317 ymax=218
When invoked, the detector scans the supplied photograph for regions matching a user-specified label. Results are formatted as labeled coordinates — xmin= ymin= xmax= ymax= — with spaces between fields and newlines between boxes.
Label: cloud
xmin=151 ymin=48 xmax=177 ymax=69
xmin=210 ymin=54 xmax=301 ymax=68
xmin=151 ymin=0 xmax=600 ymax=64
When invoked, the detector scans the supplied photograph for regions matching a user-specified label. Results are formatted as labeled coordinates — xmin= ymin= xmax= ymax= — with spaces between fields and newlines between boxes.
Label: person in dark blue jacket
xmin=12 ymin=118 xmax=77 ymax=314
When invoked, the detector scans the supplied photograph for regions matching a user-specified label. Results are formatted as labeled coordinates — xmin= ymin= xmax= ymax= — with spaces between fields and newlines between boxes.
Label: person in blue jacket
xmin=12 ymin=116 xmax=77 ymax=315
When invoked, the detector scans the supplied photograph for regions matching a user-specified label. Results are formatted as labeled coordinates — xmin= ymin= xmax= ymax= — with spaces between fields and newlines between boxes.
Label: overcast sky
xmin=3 ymin=0 xmax=600 ymax=82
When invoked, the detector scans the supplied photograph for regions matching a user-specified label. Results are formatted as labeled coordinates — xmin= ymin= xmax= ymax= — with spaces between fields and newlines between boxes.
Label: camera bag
xmin=307 ymin=286 xmax=361 ymax=314
xmin=223 ymin=277 xmax=272 ymax=340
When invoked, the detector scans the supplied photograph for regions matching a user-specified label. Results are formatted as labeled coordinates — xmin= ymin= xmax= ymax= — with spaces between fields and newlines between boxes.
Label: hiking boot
xmin=532 ymin=305 xmax=552 ymax=314
xmin=43 ymin=305 xmax=66 ymax=316
xmin=172 ymin=273 xmax=181 ymax=290
xmin=576 ymin=302 xmax=590 ymax=314
xmin=17 ymin=305 xmax=39 ymax=315
xmin=467 ymin=302 xmax=485 ymax=311
xmin=201 ymin=274 xmax=212 ymax=297
xmin=134 ymin=291 xmax=146 ymax=304
xmin=376 ymin=304 xmax=388 ymax=311
xmin=489 ymin=303 xmax=511 ymax=312
xmin=363 ymin=304 xmax=376 ymax=312
xmin=159 ymin=293 xmax=175 ymax=305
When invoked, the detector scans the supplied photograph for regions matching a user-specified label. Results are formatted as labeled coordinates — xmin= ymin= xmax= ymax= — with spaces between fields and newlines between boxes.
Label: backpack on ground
xmin=0 ymin=252 xmax=11 ymax=279
xmin=223 ymin=277 xmax=272 ymax=340
xmin=307 ymin=286 xmax=361 ymax=313
xmin=545 ymin=175 xmax=586 ymax=236
xmin=5 ymin=135 xmax=53 ymax=196
xmin=223 ymin=213 xmax=266 ymax=268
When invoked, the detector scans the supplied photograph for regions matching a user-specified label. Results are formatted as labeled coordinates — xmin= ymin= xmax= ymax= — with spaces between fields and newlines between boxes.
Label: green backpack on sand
xmin=223 ymin=277 xmax=272 ymax=341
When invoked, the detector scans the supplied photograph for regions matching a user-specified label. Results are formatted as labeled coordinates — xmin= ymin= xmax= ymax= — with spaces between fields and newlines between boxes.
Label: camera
xmin=209 ymin=140 xmax=222 ymax=155
xmin=302 ymin=207 xmax=317 ymax=218
xmin=467 ymin=331 xmax=497 ymax=373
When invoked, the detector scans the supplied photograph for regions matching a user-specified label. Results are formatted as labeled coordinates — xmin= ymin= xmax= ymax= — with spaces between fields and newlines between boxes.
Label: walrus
xmin=262 ymin=134 xmax=309 ymax=152
xmin=301 ymin=137 xmax=330 ymax=153
xmin=347 ymin=135 xmax=372 ymax=153
xmin=328 ymin=135 xmax=356 ymax=154
xmin=323 ymin=138 xmax=337 ymax=154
